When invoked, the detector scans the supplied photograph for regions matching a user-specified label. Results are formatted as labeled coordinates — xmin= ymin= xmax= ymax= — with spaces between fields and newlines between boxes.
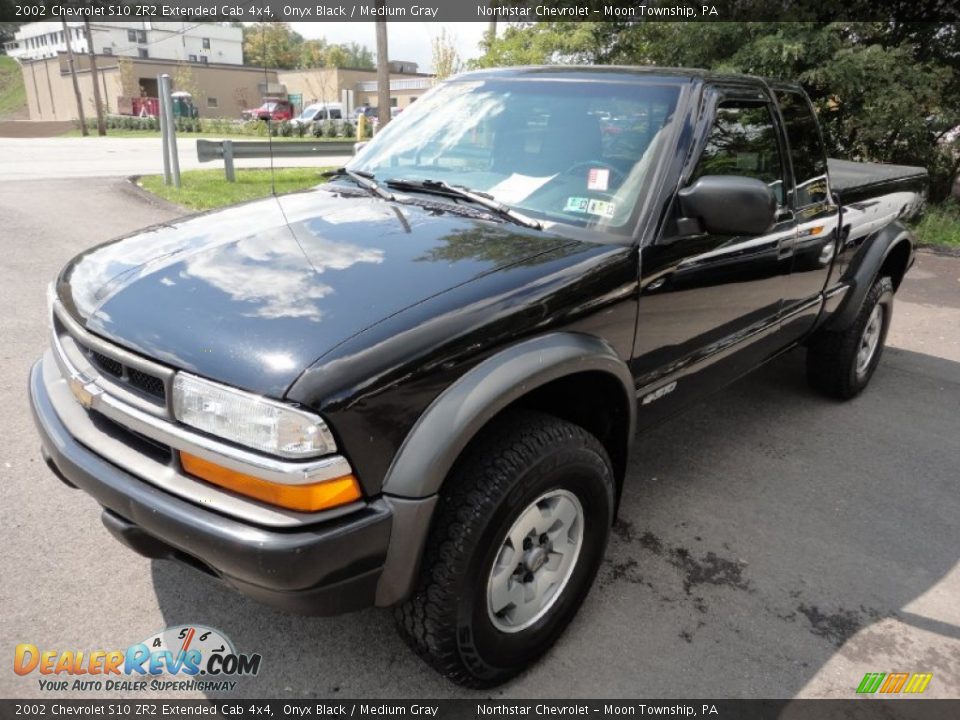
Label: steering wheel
xmin=561 ymin=160 xmax=626 ymax=187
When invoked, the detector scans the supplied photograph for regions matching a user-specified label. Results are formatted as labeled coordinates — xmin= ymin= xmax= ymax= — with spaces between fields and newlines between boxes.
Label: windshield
xmin=301 ymin=107 xmax=320 ymax=121
xmin=348 ymin=78 xmax=681 ymax=232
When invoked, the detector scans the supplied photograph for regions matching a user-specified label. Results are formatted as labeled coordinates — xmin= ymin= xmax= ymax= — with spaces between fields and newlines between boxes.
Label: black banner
xmin=2 ymin=0 xmax=959 ymax=23
xmin=2 ymin=700 xmax=960 ymax=720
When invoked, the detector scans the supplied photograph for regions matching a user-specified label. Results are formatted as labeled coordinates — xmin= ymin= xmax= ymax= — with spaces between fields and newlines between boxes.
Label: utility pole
xmin=83 ymin=19 xmax=106 ymax=136
xmin=62 ymin=21 xmax=87 ymax=135
xmin=375 ymin=12 xmax=390 ymax=130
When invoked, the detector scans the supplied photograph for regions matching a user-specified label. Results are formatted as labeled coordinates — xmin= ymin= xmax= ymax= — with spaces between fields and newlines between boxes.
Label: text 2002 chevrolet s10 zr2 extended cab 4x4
xmin=30 ymin=67 xmax=927 ymax=686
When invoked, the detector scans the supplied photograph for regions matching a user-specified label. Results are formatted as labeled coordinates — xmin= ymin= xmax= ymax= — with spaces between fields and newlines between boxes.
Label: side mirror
xmin=676 ymin=175 xmax=777 ymax=236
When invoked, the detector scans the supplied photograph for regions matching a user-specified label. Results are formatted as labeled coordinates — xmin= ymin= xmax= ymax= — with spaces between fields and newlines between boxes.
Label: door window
xmin=692 ymin=100 xmax=786 ymax=205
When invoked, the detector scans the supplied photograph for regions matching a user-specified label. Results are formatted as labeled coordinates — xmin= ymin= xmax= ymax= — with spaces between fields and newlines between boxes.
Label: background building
xmin=4 ymin=22 xmax=243 ymax=66
xmin=21 ymin=54 xmax=276 ymax=122
xmin=278 ymin=61 xmax=433 ymax=115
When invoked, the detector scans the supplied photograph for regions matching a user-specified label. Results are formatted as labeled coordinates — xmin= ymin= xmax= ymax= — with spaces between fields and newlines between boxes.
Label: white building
xmin=3 ymin=22 xmax=243 ymax=66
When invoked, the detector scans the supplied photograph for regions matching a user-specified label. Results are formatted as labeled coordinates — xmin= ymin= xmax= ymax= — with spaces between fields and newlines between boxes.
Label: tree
xmin=431 ymin=27 xmax=461 ymax=82
xmin=299 ymin=38 xmax=330 ymax=69
xmin=172 ymin=61 xmax=200 ymax=98
xmin=117 ymin=56 xmax=138 ymax=96
xmin=83 ymin=20 xmax=106 ymax=136
xmin=341 ymin=42 xmax=375 ymax=69
xmin=476 ymin=20 xmax=960 ymax=201
xmin=242 ymin=22 xmax=303 ymax=69
xmin=61 ymin=19 xmax=87 ymax=135
xmin=0 ymin=21 xmax=21 ymax=46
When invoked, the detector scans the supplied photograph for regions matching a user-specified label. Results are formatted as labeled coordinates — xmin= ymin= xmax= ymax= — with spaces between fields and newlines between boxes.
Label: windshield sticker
xmin=565 ymin=197 xmax=590 ymax=213
xmin=488 ymin=173 xmax=555 ymax=204
xmin=587 ymin=168 xmax=610 ymax=192
xmin=565 ymin=197 xmax=616 ymax=218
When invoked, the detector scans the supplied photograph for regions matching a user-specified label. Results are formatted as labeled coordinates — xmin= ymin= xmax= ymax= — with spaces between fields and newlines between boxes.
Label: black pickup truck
xmin=30 ymin=67 xmax=926 ymax=686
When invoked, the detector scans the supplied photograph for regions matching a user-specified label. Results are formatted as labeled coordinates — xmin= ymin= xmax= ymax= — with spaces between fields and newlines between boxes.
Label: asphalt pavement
xmin=1 ymin=175 xmax=958 ymax=700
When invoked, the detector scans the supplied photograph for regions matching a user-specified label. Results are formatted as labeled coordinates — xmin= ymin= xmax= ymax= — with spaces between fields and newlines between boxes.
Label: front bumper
xmin=29 ymin=358 xmax=393 ymax=615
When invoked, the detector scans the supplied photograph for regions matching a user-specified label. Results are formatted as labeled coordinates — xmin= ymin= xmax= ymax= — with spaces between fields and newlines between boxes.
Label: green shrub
xmin=341 ymin=121 xmax=354 ymax=139
xmin=243 ymin=119 xmax=267 ymax=137
xmin=279 ymin=120 xmax=293 ymax=137
xmin=311 ymin=121 xmax=324 ymax=138
xmin=914 ymin=201 xmax=960 ymax=248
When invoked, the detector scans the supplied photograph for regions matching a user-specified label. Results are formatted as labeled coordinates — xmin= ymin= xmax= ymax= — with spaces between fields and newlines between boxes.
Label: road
xmin=0 ymin=137 xmax=349 ymax=181
xmin=1 ymin=176 xmax=958 ymax=700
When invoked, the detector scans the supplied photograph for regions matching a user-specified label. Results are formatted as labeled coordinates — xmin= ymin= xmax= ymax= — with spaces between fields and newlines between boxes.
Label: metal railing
xmin=196 ymin=139 xmax=355 ymax=181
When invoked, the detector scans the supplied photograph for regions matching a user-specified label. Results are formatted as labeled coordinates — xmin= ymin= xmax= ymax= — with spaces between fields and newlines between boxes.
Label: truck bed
xmin=828 ymin=158 xmax=927 ymax=205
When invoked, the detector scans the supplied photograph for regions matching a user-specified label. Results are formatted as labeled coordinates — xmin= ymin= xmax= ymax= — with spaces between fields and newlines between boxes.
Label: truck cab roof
xmin=454 ymin=64 xmax=804 ymax=94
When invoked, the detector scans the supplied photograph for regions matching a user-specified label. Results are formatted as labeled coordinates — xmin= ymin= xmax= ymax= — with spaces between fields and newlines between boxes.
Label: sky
xmin=287 ymin=22 xmax=492 ymax=74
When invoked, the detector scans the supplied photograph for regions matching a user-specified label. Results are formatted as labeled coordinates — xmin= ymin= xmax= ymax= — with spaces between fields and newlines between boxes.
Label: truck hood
xmin=57 ymin=187 xmax=573 ymax=398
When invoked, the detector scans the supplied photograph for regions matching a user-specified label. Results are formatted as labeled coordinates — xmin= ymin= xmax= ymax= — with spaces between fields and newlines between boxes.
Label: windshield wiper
xmin=384 ymin=178 xmax=542 ymax=230
xmin=323 ymin=167 xmax=394 ymax=201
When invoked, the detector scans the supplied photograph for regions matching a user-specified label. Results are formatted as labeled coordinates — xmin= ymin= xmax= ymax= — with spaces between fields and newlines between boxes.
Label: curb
xmin=123 ymin=175 xmax=189 ymax=215
xmin=916 ymin=244 xmax=960 ymax=259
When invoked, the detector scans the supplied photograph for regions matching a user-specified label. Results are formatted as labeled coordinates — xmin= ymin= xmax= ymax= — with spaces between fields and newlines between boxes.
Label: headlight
xmin=172 ymin=373 xmax=336 ymax=459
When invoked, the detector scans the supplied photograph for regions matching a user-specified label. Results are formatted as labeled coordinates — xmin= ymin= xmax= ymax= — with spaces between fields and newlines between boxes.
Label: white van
xmin=292 ymin=102 xmax=344 ymax=126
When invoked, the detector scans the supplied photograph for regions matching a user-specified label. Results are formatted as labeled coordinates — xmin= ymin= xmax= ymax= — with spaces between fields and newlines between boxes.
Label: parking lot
xmin=1 ymin=169 xmax=958 ymax=699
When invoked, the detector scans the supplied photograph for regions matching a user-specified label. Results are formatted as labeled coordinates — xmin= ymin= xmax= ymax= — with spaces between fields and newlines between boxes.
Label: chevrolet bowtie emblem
xmin=68 ymin=377 xmax=97 ymax=409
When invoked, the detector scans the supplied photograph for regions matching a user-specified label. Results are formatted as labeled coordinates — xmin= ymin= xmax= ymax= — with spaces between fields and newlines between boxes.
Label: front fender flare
xmin=381 ymin=332 xmax=635 ymax=498
xmin=374 ymin=332 xmax=635 ymax=607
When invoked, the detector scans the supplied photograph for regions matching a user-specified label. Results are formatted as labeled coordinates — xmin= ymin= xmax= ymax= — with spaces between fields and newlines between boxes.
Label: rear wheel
xmin=807 ymin=276 xmax=894 ymax=399
xmin=394 ymin=409 xmax=614 ymax=687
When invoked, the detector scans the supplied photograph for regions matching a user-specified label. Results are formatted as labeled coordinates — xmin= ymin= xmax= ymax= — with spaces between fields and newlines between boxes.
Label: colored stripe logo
xmin=857 ymin=672 xmax=932 ymax=694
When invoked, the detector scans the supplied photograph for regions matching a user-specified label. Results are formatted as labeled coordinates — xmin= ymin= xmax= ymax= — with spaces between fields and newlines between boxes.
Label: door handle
xmin=777 ymin=229 xmax=798 ymax=259
xmin=646 ymin=277 xmax=666 ymax=291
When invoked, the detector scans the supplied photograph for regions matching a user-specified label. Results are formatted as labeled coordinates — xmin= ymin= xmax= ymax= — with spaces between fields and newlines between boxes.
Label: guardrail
xmin=196 ymin=139 xmax=356 ymax=182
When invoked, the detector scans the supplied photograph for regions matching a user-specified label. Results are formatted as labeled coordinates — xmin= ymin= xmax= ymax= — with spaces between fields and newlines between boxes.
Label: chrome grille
xmin=127 ymin=367 xmax=166 ymax=399
xmin=90 ymin=350 xmax=122 ymax=378
xmin=52 ymin=309 xmax=173 ymax=413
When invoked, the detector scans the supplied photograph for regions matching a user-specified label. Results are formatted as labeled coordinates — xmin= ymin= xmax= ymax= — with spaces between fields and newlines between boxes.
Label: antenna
xmin=261 ymin=24 xmax=276 ymax=197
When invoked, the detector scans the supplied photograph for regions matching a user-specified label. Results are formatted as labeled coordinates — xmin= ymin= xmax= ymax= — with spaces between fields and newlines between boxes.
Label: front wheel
xmin=394 ymin=409 xmax=615 ymax=687
xmin=807 ymin=276 xmax=894 ymax=399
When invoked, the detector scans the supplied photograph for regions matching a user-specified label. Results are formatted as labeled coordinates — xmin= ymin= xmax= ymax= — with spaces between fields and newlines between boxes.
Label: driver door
xmin=632 ymin=87 xmax=797 ymax=426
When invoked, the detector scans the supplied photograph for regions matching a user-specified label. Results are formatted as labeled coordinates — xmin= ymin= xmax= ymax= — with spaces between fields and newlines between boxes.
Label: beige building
xmin=21 ymin=54 xmax=279 ymax=122
xmin=278 ymin=63 xmax=434 ymax=113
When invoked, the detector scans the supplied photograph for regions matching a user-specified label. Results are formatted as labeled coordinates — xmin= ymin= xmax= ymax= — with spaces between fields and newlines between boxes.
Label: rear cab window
xmin=774 ymin=89 xmax=830 ymax=208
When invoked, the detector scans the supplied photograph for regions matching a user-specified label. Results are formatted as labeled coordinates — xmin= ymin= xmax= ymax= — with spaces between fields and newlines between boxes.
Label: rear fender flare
xmin=826 ymin=221 xmax=913 ymax=331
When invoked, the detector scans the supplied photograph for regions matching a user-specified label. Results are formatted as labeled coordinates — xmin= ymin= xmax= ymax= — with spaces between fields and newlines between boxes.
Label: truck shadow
xmin=151 ymin=346 xmax=960 ymax=698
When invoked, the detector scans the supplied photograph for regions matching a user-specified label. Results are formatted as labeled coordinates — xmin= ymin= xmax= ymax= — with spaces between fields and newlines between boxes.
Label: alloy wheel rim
xmin=486 ymin=489 xmax=584 ymax=633
xmin=856 ymin=304 xmax=884 ymax=377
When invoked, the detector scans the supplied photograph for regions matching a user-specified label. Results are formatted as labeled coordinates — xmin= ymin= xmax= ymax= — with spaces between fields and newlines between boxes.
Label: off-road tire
xmin=806 ymin=276 xmax=894 ymax=400
xmin=394 ymin=409 xmax=615 ymax=688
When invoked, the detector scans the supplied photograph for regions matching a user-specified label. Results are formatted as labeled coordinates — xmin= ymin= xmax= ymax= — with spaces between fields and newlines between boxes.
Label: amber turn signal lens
xmin=180 ymin=452 xmax=361 ymax=512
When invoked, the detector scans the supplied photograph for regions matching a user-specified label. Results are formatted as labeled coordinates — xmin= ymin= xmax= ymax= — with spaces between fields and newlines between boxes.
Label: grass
xmin=913 ymin=200 xmax=960 ymax=249
xmin=60 ymin=127 xmax=349 ymax=141
xmin=0 ymin=55 xmax=27 ymax=119
xmin=138 ymin=167 xmax=333 ymax=211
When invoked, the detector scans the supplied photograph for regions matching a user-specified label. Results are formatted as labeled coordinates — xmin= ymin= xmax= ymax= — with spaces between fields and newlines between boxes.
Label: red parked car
xmin=242 ymin=98 xmax=295 ymax=122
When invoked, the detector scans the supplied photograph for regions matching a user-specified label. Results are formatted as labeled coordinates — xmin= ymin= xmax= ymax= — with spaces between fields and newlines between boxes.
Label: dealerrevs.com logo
xmin=14 ymin=625 xmax=262 ymax=693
